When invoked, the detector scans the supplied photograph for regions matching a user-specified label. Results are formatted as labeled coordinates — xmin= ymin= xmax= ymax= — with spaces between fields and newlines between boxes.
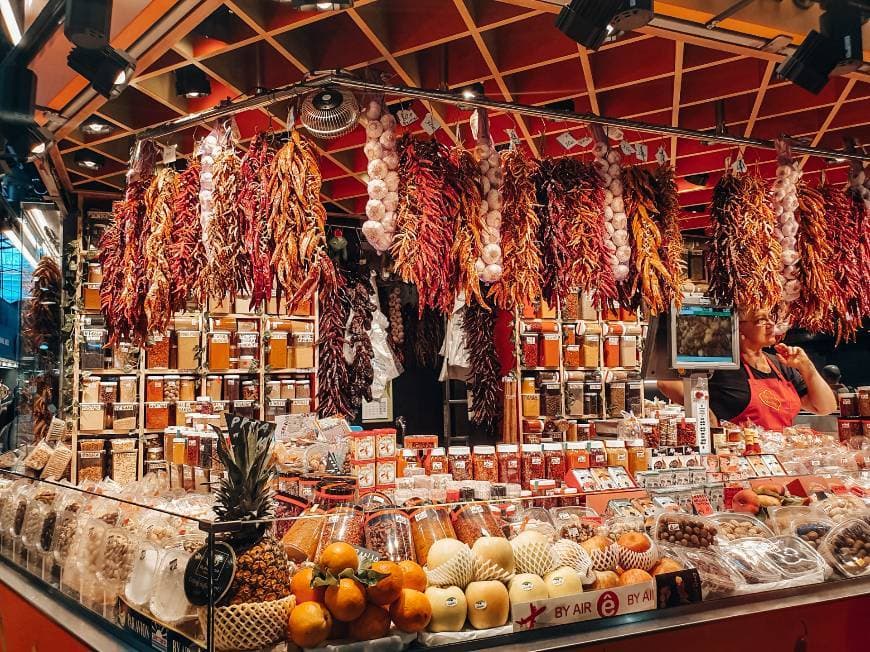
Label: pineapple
xmin=213 ymin=415 xmax=291 ymax=605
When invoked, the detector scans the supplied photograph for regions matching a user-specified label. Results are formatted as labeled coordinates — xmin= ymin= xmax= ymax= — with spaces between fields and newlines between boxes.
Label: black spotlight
xmin=777 ymin=29 xmax=841 ymax=94
xmin=74 ymin=149 xmax=106 ymax=171
xmin=80 ymin=116 xmax=114 ymax=136
xmin=556 ymin=0 xmax=654 ymax=50
xmin=175 ymin=65 xmax=211 ymax=99
xmin=0 ymin=64 xmax=36 ymax=126
xmin=67 ymin=45 xmax=135 ymax=98
xmin=819 ymin=1 xmax=865 ymax=74
xmin=460 ymin=82 xmax=485 ymax=101
xmin=64 ymin=0 xmax=113 ymax=49
xmin=288 ymin=1 xmax=353 ymax=10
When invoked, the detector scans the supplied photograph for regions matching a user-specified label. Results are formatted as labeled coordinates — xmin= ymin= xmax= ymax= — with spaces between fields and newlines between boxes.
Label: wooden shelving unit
xmin=512 ymin=292 xmax=646 ymax=444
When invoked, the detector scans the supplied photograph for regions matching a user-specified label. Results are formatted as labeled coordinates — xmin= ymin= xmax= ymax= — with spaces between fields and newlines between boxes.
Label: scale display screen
xmin=670 ymin=303 xmax=739 ymax=369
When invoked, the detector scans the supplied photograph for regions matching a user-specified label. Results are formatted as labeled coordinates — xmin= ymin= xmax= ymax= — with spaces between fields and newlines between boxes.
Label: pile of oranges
xmin=287 ymin=542 xmax=432 ymax=648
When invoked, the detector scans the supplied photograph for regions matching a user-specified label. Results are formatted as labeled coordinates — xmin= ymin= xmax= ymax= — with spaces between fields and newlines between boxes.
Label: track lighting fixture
xmin=818 ymin=1 xmax=865 ymax=74
xmin=64 ymin=0 xmax=113 ymax=49
xmin=74 ymin=149 xmax=106 ymax=170
xmin=175 ymin=65 xmax=211 ymax=99
xmin=460 ymin=82 xmax=485 ymax=101
xmin=67 ymin=44 xmax=135 ymax=99
xmin=556 ymin=0 xmax=654 ymax=50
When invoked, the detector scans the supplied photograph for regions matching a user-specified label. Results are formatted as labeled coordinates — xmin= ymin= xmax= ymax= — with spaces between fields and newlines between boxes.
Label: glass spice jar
xmin=839 ymin=393 xmax=858 ymax=418
xmin=281 ymin=380 xmax=296 ymax=399
xmin=620 ymin=336 xmax=638 ymax=368
xmin=522 ymin=393 xmax=541 ymax=418
xmin=448 ymin=446 xmax=472 ymax=481
xmin=521 ymin=444 xmax=544 ymax=489
xmin=541 ymin=383 xmax=561 ymax=417
xmin=472 ymin=446 xmax=498 ymax=482
xmin=605 ymin=440 xmax=628 ymax=470
xmin=566 ymin=382 xmax=584 ymax=417
xmin=543 ymin=442 xmax=566 ymax=480
xmin=541 ymin=334 xmax=560 ymax=368
xmin=496 ymin=444 xmax=520 ymax=484
xmin=584 ymin=379 xmax=602 ymax=416
xmin=315 ymin=506 xmax=365 ymax=562
xmin=365 ymin=509 xmax=416 ymax=563
xmin=206 ymin=377 xmax=223 ymax=401
xmin=409 ymin=507 xmax=455 ymax=566
xmin=627 ymin=439 xmax=649 ymax=474
xmin=583 ymin=334 xmax=600 ymax=368
xmin=242 ymin=380 xmax=259 ymax=401
xmin=179 ymin=377 xmax=197 ymax=402
xmin=208 ymin=332 xmax=231 ymax=370
xmin=562 ymin=292 xmax=580 ymax=321
xmin=677 ymin=418 xmax=697 ymax=447
xmin=607 ymin=381 xmax=626 ymax=417
xmin=224 ymin=375 xmax=241 ymax=401
xmin=521 ymin=377 xmax=536 ymax=394
xmin=146 ymin=335 xmax=170 ymax=369
xmin=604 ymin=336 xmax=620 ymax=367
xmin=627 ymin=375 xmax=643 ymax=415
xmin=237 ymin=332 xmax=259 ymax=362
xmin=566 ymin=441 xmax=589 ymax=469
xmin=451 ymin=503 xmax=505 ymax=545
xmin=281 ymin=506 xmax=325 ymax=563
xmin=858 ymin=387 xmax=870 ymax=417
xmin=564 ymin=345 xmax=581 ymax=369
xmin=119 ymin=376 xmax=138 ymax=403
xmin=268 ymin=331 xmax=289 ymax=369
xmin=588 ymin=440 xmax=607 ymax=467
xmin=640 ymin=418 xmax=661 ymax=448
xmin=145 ymin=402 xmax=169 ymax=430
xmin=522 ymin=335 xmax=539 ymax=368
xmin=99 ymin=381 xmax=117 ymax=404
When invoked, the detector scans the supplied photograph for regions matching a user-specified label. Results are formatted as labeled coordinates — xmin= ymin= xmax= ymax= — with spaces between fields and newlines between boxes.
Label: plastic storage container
xmin=765 ymin=535 xmax=828 ymax=579
xmin=124 ymin=540 xmax=162 ymax=608
xmin=817 ymin=518 xmax=870 ymax=577
xmin=315 ymin=506 xmax=365 ymax=561
xmin=149 ymin=548 xmax=193 ymax=625
xmin=280 ymin=506 xmax=326 ymax=563
xmin=452 ymin=503 xmax=505 ymax=545
xmin=365 ymin=509 xmax=416 ymax=563
xmin=717 ymin=538 xmax=785 ymax=584
xmin=708 ymin=513 xmax=774 ymax=542
xmin=549 ymin=506 xmax=601 ymax=543
xmin=409 ymin=507 xmax=456 ymax=566
xmin=654 ymin=513 xmax=718 ymax=548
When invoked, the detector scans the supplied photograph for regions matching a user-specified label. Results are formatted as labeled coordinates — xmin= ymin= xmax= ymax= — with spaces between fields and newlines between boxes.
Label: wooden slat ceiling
xmin=40 ymin=0 xmax=870 ymax=228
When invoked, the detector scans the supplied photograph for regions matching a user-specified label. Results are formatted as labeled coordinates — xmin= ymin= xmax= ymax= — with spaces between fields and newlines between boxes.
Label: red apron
xmin=732 ymin=354 xmax=801 ymax=430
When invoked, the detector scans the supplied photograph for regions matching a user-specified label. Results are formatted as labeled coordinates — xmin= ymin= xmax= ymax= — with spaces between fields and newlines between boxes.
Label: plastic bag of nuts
xmin=549 ymin=506 xmax=601 ymax=543
xmin=97 ymin=528 xmax=137 ymax=589
xmin=655 ymin=513 xmax=717 ymax=548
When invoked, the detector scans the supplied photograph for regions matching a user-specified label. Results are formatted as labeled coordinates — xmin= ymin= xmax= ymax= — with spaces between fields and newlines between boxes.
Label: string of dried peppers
xmin=205 ymin=149 xmax=248 ymax=301
xmin=346 ymin=281 xmax=375 ymax=409
xmin=449 ymin=147 xmax=486 ymax=308
xmin=462 ymin=301 xmax=501 ymax=428
xmin=789 ymin=183 xmax=834 ymax=333
xmin=143 ymin=168 xmax=178 ymax=334
xmin=168 ymin=160 xmax=206 ymax=312
xmin=238 ymin=133 xmax=276 ymax=310
xmin=707 ymin=173 xmax=781 ymax=313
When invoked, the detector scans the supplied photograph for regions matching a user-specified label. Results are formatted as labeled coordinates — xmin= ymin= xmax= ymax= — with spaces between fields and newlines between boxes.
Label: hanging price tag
xmin=607 ymin=127 xmax=624 ymax=141
xmin=556 ymin=132 xmax=577 ymax=150
xmin=619 ymin=140 xmax=635 ymax=156
xmin=420 ymin=112 xmax=439 ymax=135
xmin=160 ymin=143 xmax=177 ymax=164
xmin=636 ymin=143 xmax=649 ymax=161
xmin=576 ymin=136 xmax=592 ymax=148
xmin=506 ymin=129 xmax=521 ymax=150
xmin=732 ymin=156 xmax=747 ymax=173
xmin=656 ymin=145 xmax=668 ymax=165
xmin=396 ymin=108 xmax=418 ymax=127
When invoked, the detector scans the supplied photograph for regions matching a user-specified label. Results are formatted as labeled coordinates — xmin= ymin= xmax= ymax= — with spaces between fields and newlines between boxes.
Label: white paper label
xmin=507 ymin=129 xmax=521 ymax=149
xmin=619 ymin=140 xmax=635 ymax=155
xmin=636 ymin=143 xmax=649 ymax=161
xmin=420 ymin=113 xmax=439 ymax=135
xmin=656 ymin=145 xmax=668 ymax=165
xmin=576 ymin=136 xmax=593 ymax=148
xmin=396 ymin=108 xmax=418 ymax=126
xmin=556 ymin=132 xmax=577 ymax=150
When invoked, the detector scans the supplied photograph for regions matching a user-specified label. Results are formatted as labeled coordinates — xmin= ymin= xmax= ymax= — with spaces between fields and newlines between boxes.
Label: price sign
xmin=619 ymin=140 xmax=635 ymax=155
xmin=636 ymin=143 xmax=649 ymax=161
xmin=556 ymin=132 xmax=577 ymax=150
xmin=656 ymin=145 xmax=669 ymax=165
xmin=396 ymin=108 xmax=418 ymax=126
xmin=420 ymin=112 xmax=439 ymax=135
xmin=506 ymin=129 xmax=521 ymax=150
xmin=576 ymin=136 xmax=593 ymax=148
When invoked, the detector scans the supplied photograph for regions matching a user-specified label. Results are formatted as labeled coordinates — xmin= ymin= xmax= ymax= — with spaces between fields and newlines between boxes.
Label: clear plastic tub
xmin=654 ymin=513 xmax=718 ymax=548
xmin=766 ymin=505 xmax=823 ymax=535
xmin=765 ymin=535 xmax=828 ymax=579
xmin=51 ymin=509 xmax=83 ymax=566
xmin=676 ymin=547 xmax=744 ymax=599
xmin=72 ymin=517 xmax=110 ymax=578
xmin=716 ymin=539 xmax=785 ymax=584
xmin=603 ymin=515 xmax=647 ymax=542
xmin=507 ymin=506 xmax=557 ymax=541
xmin=365 ymin=509 xmax=416 ymax=563
xmin=409 ymin=506 xmax=456 ymax=566
xmin=814 ymin=495 xmax=867 ymax=524
xmin=281 ymin=506 xmax=326 ymax=563
xmin=817 ymin=518 xmax=870 ymax=577
xmin=549 ymin=506 xmax=601 ymax=543
xmin=708 ymin=513 xmax=774 ymax=542
xmin=8 ymin=485 xmax=35 ymax=538
xmin=315 ymin=506 xmax=365 ymax=562
xmin=452 ymin=503 xmax=506 ymax=545
xmin=125 ymin=540 xmax=162 ymax=608
xmin=787 ymin=515 xmax=836 ymax=551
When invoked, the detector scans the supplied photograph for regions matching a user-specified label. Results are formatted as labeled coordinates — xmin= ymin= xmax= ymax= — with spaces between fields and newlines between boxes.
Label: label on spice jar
xmin=79 ymin=451 xmax=102 ymax=459
xmin=83 ymin=329 xmax=105 ymax=341
xmin=211 ymin=333 xmax=229 ymax=343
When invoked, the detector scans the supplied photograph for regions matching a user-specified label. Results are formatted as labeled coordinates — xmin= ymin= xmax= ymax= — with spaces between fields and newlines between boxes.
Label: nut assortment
xmin=655 ymin=515 xmax=717 ymax=548
xmin=793 ymin=522 xmax=833 ymax=550
xmin=816 ymin=496 xmax=866 ymax=523
xmin=99 ymin=530 xmax=136 ymax=585
xmin=821 ymin=520 xmax=870 ymax=577
xmin=713 ymin=516 xmax=772 ymax=541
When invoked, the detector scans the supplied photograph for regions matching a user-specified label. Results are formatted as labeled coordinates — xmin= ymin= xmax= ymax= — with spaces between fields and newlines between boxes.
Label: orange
xmin=398 ymin=560 xmax=427 ymax=592
xmin=348 ymin=603 xmax=391 ymax=641
xmin=366 ymin=561 xmax=404 ymax=605
xmin=320 ymin=542 xmax=359 ymax=577
xmin=288 ymin=601 xmax=332 ymax=649
xmin=290 ymin=567 xmax=325 ymax=604
xmin=325 ymin=577 xmax=367 ymax=622
xmin=389 ymin=588 xmax=432 ymax=633
xmin=619 ymin=569 xmax=654 ymax=586
xmin=617 ymin=531 xmax=651 ymax=553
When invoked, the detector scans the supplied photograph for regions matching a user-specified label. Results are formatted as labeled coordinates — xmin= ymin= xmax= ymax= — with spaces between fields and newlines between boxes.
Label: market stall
xmin=1 ymin=2 xmax=869 ymax=651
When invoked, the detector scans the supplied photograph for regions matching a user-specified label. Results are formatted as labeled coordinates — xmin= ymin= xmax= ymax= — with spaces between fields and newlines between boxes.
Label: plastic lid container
xmin=365 ymin=509 xmax=416 ymax=563
xmin=473 ymin=445 xmax=496 ymax=455
xmin=817 ymin=518 xmax=870 ymax=578
xmin=676 ymin=547 xmax=744 ymax=599
xmin=708 ymin=512 xmax=774 ymax=542
xmin=603 ymin=515 xmax=646 ymax=542
xmin=20 ymin=500 xmax=49 ymax=552
xmin=654 ymin=513 xmax=718 ymax=548
xmin=765 ymin=535 xmax=828 ymax=579
xmin=549 ymin=506 xmax=601 ymax=543
xmin=766 ymin=505 xmax=823 ymax=535
xmin=814 ymin=495 xmax=867 ymax=523
xmin=717 ymin=538 xmax=785 ymax=584
xmin=149 ymin=548 xmax=193 ymax=624
xmin=787 ymin=514 xmax=836 ymax=550
xmin=409 ymin=506 xmax=456 ymax=566
xmin=508 ymin=506 xmax=557 ymax=540
xmin=96 ymin=528 xmax=137 ymax=590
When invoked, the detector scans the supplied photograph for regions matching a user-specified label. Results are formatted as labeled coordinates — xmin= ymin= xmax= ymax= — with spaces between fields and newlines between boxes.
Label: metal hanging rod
xmin=135 ymin=72 xmax=868 ymax=163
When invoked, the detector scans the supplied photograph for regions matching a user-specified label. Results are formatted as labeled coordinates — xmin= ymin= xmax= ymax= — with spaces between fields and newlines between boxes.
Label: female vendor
xmin=658 ymin=308 xmax=837 ymax=430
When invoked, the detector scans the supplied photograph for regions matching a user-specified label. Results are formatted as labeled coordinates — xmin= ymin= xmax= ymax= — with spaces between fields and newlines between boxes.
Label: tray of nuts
xmin=676 ymin=547 xmax=743 ymax=599
xmin=709 ymin=513 xmax=774 ymax=542
xmin=549 ymin=506 xmax=601 ymax=543
xmin=765 ymin=536 xmax=827 ymax=579
xmin=814 ymin=496 xmax=867 ymax=524
xmin=654 ymin=513 xmax=718 ymax=548
xmin=788 ymin=515 xmax=835 ymax=550
xmin=716 ymin=539 xmax=785 ymax=584
xmin=818 ymin=518 xmax=870 ymax=577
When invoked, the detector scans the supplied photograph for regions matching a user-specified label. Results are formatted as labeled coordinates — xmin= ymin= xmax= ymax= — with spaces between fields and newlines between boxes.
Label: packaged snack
xmin=717 ymin=538 xmax=784 ymax=584
xmin=365 ymin=509 xmax=416 ymax=562
xmin=765 ymin=535 xmax=827 ymax=579
xmin=676 ymin=547 xmax=743 ymax=599
xmin=654 ymin=513 xmax=718 ymax=548
xmin=708 ymin=512 xmax=774 ymax=542
xmin=549 ymin=506 xmax=601 ymax=543
xmin=817 ymin=518 xmax=870 ymax=577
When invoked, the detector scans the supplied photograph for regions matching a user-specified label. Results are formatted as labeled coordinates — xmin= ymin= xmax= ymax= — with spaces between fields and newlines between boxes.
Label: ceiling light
xmin=0 ymin=0 xmax=21 ymax=45
xmin=460 ymin=82 xmax=485 ymax=101
xmin=67 ymin=45 xmax=135 ymax=98
xmin=74 ymin=149 xmax=106 ymax=170
xmin=64 ymin=0 xmax=113 ymax=49
xmin=31 ymin=141 xmax=46 ymax=155
xmin=175 ymin=65 xmax=211 ymax=99
xmin=556 ymin=0 xmax=654 ymax=50
xmin=81 ymin=116 xmax=114 ymax=135
xmin=777 ymin=29 xmax=841 ymax=94
xmin=288 ymin=1 xmax=353 ymax=10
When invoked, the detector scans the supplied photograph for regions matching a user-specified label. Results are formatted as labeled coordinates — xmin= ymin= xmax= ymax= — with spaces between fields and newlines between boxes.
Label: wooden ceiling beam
xmin=669 ymin=41 xmax=685 ymax=164
xmin=799 ymin=78 xmax=857 ymax=168
xmin=452 ymin=0 xmax=540 ymax=156
xmin=739 ymin=59 xmax=776 ymax=155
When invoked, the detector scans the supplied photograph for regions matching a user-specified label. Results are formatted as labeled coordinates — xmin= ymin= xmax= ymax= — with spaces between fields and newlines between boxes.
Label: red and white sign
xmin=511 ymin=581 xmax=656 ymax=631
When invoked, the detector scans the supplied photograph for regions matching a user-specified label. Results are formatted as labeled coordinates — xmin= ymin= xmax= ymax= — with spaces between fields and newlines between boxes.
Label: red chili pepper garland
xmin=205 ymin=149 xmax=249 ymax=301
xmin=168 ymin=160 xmax=206 ymax=312
xmin=790 ymin=183 xmax=835 ymax=333
xmin=534 ymin=159 xmax=573 ymax=308
xmin=317 ymin=260 xmax=353 ymax=418
xmin=238 ymin=133 xmax=276 ymax=310
xmin=347 ymin=281 xmax=375 ymax=408
xmin=143 ymin=168 xmax=178 ymax=335
xmin=449 ymin=147 xmax=486 ymax=308
xmin=463 ymin=301 xmax=501 ymax=428
xmin=117 ymin=175 xmax=154 ymax=346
